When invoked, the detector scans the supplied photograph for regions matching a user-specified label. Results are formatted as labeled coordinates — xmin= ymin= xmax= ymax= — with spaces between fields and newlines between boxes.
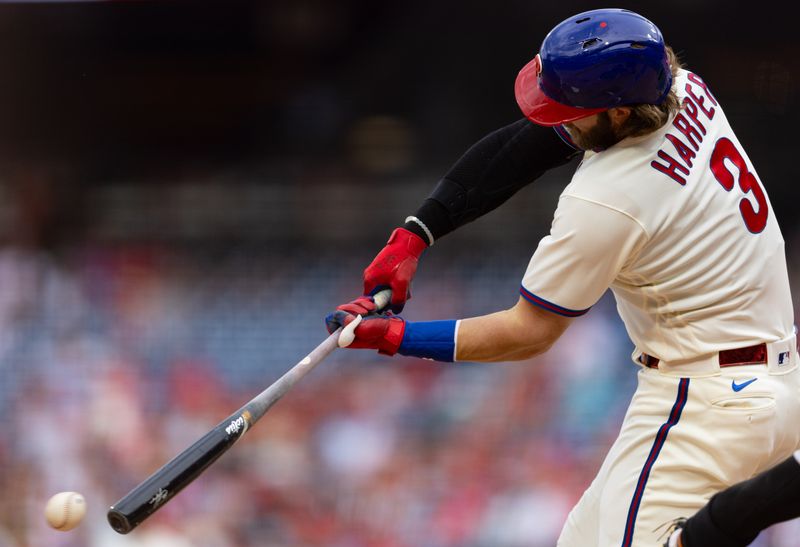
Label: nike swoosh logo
xmin=731 ymin=378 xmax=758 ymax=392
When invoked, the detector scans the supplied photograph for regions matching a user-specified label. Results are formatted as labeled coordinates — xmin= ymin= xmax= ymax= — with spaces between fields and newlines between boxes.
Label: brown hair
xmin=616 ymin=45 xmax=684 ymax=139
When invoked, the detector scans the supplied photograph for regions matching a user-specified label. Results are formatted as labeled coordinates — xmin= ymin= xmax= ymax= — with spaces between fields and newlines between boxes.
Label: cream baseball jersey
xmin=521 ymin=68 xmax=794 ymax=363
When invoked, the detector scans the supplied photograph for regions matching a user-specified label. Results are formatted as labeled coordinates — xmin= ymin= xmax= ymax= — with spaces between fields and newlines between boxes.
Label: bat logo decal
xmin=148 ymin=488 xmax=169 ymax=508
xmin=225 ymin=413 xmax=250 ymax=436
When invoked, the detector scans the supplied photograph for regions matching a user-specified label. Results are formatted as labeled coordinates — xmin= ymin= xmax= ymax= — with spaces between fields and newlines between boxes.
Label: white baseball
xmin=44 ymin=491 xmax=86 ymax=531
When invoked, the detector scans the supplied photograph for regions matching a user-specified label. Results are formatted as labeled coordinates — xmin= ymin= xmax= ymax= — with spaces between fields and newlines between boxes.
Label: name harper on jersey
xmin=651 ymin=72 xmax=718 ymax=185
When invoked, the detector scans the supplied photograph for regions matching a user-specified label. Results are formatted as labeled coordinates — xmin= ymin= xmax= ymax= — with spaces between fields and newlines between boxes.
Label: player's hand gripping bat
xmin=106 ymin=290 xmax=391 ymax=534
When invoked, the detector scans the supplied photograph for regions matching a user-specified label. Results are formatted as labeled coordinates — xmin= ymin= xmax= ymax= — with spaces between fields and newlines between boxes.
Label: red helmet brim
xmin=514 ymin=55 xmax=608 ymax=127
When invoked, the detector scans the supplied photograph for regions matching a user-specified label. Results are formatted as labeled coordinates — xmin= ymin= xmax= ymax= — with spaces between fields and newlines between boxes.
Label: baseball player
xmin=327 ymin=8 xmax=800 ymax=546
xmin=663 ymin=449 xmax=800 ymax=546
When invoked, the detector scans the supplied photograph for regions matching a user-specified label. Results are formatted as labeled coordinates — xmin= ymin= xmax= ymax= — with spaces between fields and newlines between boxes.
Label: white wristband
xmin=404 ymin=215 xmax=435 ymax=246
xmin=453 ymin=319 xmax=461 ymax=361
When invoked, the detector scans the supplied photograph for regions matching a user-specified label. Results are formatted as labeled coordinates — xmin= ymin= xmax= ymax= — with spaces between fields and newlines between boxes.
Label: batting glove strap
xmin=397 ymin=320 xmax=457 ymax=362
xmin=377 ymin=316 xmax=406 ymax=356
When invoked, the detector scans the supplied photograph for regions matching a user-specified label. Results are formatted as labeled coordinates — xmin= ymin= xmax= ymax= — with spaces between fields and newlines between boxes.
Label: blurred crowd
xmin=0 ymin=1 xmax=796 ymax=546
xmin=1 ymin=234 xmax=799 ymax=547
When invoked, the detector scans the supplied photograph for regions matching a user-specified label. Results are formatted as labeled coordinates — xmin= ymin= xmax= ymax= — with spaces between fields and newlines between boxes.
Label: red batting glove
xmin=363 ymin=228 xmax=428 ymax=313
xmin=325 ymin=296 xmax=406 ymax=355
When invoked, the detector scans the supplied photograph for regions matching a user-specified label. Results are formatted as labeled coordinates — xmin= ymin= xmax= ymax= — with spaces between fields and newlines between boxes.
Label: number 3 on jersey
xmin=710 ymin=137 xmax=768 ymax=233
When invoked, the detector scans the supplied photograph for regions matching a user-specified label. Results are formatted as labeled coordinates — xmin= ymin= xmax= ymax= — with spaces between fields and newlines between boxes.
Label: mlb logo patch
xmin=778 ymin=351 xmax=791 ymax=365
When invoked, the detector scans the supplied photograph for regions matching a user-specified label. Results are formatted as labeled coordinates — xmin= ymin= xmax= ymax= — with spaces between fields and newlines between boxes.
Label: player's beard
xmin=563 ymin=112 xmax=623 ymax=151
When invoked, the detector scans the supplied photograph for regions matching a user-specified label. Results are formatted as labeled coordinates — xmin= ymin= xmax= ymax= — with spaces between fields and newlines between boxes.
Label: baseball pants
xmin=557 ymin=336 xmax=800 ymax=546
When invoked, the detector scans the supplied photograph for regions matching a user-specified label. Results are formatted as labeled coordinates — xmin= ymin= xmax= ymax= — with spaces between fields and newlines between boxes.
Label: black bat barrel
xmin=107 ymin=411 xmax=249 ymax=534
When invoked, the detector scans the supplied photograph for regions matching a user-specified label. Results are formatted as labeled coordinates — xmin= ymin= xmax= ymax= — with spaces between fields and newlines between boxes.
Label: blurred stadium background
xmin=0 ymin=1 xmax=797 ymax=546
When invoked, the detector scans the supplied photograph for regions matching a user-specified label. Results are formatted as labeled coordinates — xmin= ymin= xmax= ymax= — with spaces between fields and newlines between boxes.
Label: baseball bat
xmin=107 ymin=290 xmax=391 ymax=534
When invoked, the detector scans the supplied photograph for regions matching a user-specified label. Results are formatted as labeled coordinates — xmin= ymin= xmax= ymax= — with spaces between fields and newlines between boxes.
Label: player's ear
xmin=608 ymin=106 xmax=632 ymax=126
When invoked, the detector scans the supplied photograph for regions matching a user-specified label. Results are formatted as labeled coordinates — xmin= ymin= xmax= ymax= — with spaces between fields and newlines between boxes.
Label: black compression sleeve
xmin=682 ymin=454 xmax=800 ymax=547
xmin=403 ymin=118 xmax=579 ymax=241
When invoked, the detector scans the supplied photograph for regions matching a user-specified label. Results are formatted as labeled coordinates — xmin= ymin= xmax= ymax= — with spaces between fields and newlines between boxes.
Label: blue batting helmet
xmin=515 ymin=8 xmax=672 ymax=126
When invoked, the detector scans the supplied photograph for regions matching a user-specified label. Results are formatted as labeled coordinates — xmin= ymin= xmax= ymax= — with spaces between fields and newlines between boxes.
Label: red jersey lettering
xmin=666 ymin=134 xmax=697 ymax=168
xmin=672 ymin=114 xmax=703 ymax=150
xmin=651 ymin=150 xmax=689 ymax=185
xmin=682 ymin=96 xmax=706 ymax=135
xmin=687 ymin=72 xmax=719 ymax=106
xmin=710 ymin=137 xmax=768 ymax=233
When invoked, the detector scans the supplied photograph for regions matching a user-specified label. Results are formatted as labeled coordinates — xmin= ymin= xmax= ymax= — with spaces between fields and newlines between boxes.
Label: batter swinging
xmin=327 ymin=8 xmax=800 ymax=545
